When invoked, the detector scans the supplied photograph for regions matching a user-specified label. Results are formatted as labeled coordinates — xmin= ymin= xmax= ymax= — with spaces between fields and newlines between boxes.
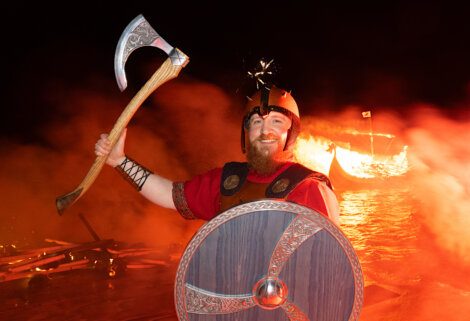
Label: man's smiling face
xmin=246 ymin=111 xmax=293 ymax=175
xmin=247 ymin=111 xmax=292 ymax=156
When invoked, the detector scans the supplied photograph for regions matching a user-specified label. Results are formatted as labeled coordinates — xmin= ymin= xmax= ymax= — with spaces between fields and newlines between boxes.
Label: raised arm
xmin=95 ymin=128 xmax=176 ymax=210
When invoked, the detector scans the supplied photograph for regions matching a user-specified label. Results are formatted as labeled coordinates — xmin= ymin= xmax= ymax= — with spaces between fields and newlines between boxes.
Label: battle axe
xmin=56 ymin=14 xmax=189 ymax=214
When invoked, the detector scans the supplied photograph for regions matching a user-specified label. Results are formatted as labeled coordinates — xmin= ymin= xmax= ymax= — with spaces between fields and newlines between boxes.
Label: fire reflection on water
xmin=338 ymin=186 xmax=470 ymax=321
xmin=338 ymin=188 xmax=419 ymax=286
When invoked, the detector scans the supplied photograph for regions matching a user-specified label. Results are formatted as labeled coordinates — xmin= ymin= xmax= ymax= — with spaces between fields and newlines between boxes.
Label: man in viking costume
xmin=95 ymin=85 xmax=339 ymax=224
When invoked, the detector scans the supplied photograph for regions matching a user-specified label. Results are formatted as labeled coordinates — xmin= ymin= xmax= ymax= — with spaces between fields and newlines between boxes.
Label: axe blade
xmin=114 ymin=14 xmax=174 ymax=91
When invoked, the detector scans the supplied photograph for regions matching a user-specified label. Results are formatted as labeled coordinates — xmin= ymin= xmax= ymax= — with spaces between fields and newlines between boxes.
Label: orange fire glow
xmin=293 ymin=135 xmax=333 ymax=175
xmin=335 ymin=145 xmax=409 ymax=178
xmin=294 ymin=134 xmax=410 ymax=179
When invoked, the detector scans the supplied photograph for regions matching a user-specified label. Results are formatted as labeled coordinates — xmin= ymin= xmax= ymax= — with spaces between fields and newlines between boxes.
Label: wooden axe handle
xmin=56 ymin=53 xmax=186 ymax=214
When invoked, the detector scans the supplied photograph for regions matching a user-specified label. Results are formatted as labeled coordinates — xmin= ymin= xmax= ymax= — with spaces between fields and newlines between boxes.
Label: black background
xmin=3 ymin=1 xmax=470 ymax=142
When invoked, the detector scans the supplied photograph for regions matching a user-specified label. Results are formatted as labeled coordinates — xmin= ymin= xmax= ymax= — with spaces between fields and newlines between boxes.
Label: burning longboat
xmin=328 ymin=142 xmax=409 ymax=190
xmin=294 ymin=111 xmax=410 ymax=191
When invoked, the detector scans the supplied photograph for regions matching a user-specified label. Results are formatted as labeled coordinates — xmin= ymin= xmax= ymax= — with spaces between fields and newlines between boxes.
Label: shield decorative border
xmin=174 ymin=200 xmax=363 ymax=321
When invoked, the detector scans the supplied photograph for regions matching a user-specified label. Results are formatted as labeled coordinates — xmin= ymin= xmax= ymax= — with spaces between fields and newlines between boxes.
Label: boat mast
xmin=362 ymin=110 xmax=374 ymax=156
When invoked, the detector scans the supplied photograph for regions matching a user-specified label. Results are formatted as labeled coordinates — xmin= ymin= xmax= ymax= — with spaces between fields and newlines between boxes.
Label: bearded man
xmin=94 ymin=86 xmax=339 ymax=224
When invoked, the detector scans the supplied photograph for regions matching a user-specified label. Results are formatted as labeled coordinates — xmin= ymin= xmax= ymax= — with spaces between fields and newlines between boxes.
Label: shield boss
xmin=175 ymin=200 xmax=363 ymax=321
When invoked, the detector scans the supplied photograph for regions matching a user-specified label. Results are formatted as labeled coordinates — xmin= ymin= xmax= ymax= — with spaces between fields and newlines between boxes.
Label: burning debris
xmin=0 ymin=213 xmax=181 ymax=286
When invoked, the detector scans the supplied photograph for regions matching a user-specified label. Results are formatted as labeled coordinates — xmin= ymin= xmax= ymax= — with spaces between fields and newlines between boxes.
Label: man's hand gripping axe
xmin=56 ymin=15 xmax=189 ymax=214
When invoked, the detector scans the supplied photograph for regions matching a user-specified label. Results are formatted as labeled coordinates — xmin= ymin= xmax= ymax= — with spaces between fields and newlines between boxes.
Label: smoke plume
xmin=405 ymin=105 xmax=470 ymax=267
xmin=0 ymin=73 xmax=241 ymax=252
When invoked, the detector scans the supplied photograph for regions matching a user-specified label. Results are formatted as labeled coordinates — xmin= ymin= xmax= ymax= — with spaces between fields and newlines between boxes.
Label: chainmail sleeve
xmin=172 ymin=182 xmax=197 ymax=220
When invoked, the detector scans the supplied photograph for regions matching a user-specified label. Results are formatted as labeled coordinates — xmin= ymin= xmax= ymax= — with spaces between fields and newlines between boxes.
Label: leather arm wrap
xmin=115 ymin=156 xmax=153 ymax=191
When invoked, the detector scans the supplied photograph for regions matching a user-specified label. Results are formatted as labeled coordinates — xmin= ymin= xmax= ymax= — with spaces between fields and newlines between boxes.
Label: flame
xmin=293 ymin=134 xmax=333 ymax=174
xmin=335 ymin=145 xmax=409 ymax=178
xmin=294 ymin=134 xmax=409 ymax=178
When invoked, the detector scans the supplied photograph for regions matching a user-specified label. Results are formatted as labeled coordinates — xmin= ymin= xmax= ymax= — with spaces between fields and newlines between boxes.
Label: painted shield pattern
xmin=175 ymin=200 xmax=363 ymax=321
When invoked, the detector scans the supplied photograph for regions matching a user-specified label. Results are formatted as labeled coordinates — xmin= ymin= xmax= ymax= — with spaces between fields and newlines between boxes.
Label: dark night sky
xmin=2 ymin=1 xmax=470 ymax=143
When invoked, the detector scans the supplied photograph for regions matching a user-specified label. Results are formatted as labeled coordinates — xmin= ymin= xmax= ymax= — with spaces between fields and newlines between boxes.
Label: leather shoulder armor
xmin=220 ymin=162 xmax=249 ymax=196
xmin=266 ymin=163 xmax=333 ymax=198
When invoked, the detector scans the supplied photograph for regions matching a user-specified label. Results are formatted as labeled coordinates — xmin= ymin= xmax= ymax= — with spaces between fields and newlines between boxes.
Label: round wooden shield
xmin=175 ymin=200 xmax=363 ymax=321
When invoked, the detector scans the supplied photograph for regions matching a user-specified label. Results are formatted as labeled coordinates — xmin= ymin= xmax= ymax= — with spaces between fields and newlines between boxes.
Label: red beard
xmin=246 ymin=134 xmax=293 ymax=175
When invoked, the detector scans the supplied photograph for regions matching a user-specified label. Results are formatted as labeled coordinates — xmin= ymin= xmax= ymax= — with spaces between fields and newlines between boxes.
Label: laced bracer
xmin=115 ymin=156 xmax=153 ymax=191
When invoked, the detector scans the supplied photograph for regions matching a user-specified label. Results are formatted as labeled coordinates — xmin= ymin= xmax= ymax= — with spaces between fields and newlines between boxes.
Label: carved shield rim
xmin=174 ymin=200 xmax=364 ymax=321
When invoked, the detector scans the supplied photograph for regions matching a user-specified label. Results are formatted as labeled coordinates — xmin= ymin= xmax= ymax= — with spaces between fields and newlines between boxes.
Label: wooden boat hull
xmin=328 ymin=148 xmax=408 ymax=191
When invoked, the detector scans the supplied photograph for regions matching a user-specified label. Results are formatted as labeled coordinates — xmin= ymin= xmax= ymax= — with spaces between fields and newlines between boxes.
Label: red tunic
xmin=173 ymin=162 xmax=337 ymax=222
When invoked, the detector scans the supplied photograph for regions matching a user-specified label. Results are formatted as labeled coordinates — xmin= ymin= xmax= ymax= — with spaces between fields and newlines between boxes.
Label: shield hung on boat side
xmin=174 ymin=200 xmax=363 ymax=321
